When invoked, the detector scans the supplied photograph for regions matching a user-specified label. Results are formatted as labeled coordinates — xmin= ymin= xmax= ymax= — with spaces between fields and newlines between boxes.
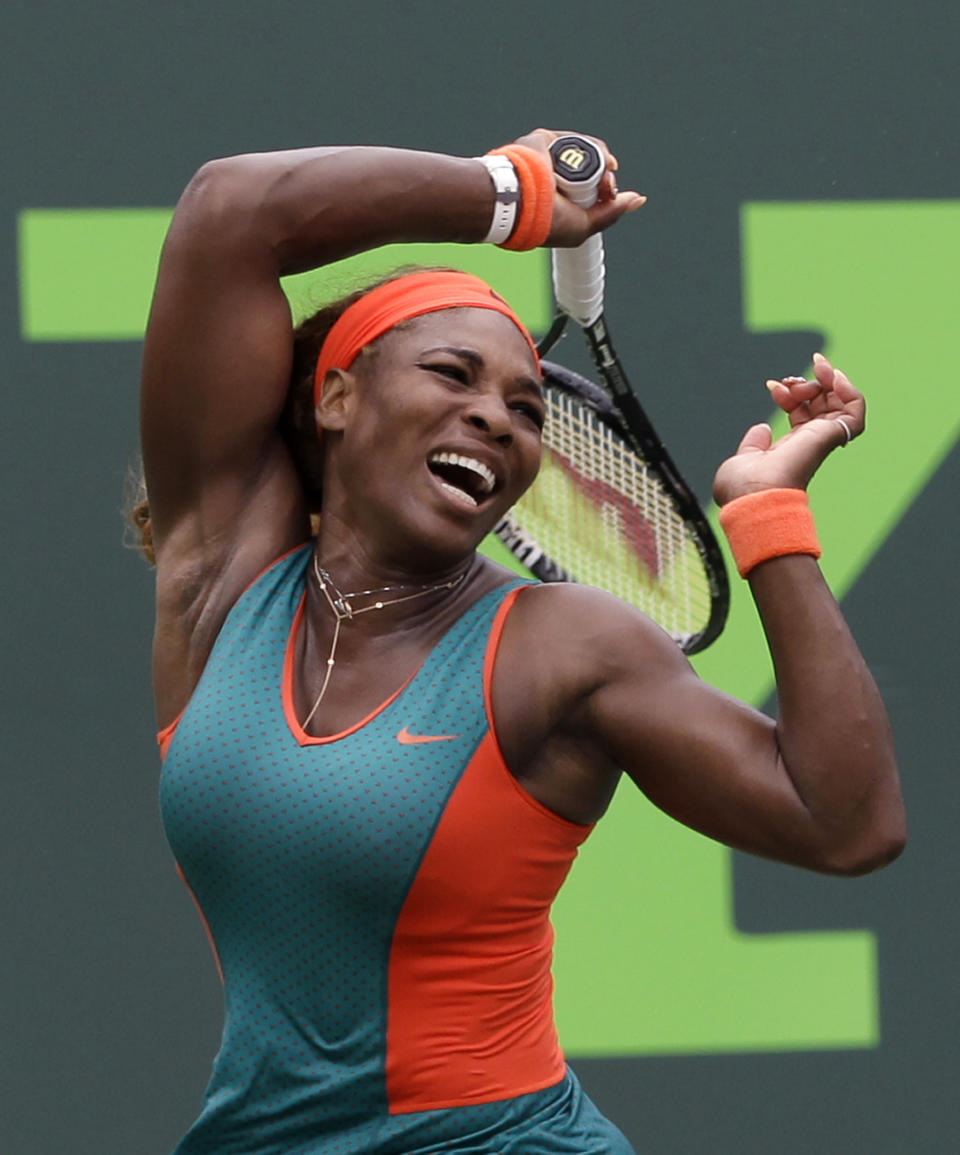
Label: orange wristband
xmin=487 ymin=144 xmax=554 ymax=251
xmin=718 ymin=488 xmax=822 ymax=577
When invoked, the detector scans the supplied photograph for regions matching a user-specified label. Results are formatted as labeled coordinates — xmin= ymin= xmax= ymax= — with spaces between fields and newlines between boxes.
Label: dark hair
xmin=128 ymin=265 xmax=453 ymax=564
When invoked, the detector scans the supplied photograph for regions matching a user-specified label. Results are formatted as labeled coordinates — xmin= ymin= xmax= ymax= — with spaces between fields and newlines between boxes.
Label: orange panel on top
xmin=385 ymin=730 xmax=592 ymax=1114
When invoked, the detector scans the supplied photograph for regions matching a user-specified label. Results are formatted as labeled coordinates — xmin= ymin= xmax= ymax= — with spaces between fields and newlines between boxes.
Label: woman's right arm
xmin=141 ymin=147 xmax=507 ymax=722
xmin=142 ymin=140 xmax=636 ymax=564
xmin=141 ymin=136 xmax=640 ymax=722
xmin=141 ymin=147 xmax=498 ymax=562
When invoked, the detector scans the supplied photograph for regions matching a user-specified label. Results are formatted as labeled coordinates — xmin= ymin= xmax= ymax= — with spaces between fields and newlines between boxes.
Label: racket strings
xmin=510 ymin=390 xmax=711 ymax=645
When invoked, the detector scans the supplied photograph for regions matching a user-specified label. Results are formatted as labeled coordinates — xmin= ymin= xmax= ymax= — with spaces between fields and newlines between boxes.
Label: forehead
xmin=376 ymin=308 xmax=539 ymax=372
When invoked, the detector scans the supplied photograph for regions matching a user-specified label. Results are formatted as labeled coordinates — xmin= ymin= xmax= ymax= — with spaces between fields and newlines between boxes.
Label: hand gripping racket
xmin=493 ymin=135 xmax=729 ymax=653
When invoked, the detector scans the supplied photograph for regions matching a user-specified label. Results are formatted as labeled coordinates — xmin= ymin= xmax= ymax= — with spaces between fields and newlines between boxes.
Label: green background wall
xmin=3 ymin=2 xmax=957 ymax=1151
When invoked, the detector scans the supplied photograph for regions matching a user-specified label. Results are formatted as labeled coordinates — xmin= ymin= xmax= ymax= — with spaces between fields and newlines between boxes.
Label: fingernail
xmin=765 ymin=379 xmax=781 ymax=392
xmin=812 ymin=352 xmax=828 ymax=365
xmin=625 ymin=194 xmax=646 ymax=211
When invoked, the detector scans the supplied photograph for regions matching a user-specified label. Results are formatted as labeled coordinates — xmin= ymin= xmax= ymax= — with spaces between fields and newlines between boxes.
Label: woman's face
xmin=320 ymin=307 xmax=544 ymax=566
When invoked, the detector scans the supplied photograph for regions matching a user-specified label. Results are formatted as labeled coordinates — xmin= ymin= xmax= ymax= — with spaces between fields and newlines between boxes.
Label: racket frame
xmin=494 ymin=133 xmax=729 ymax=653
xmin=494 ymin=322 xmax=730 ymax=654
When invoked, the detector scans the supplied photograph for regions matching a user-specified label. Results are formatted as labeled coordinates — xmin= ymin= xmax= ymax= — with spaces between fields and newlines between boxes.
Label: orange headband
xmin=312 ymin=270 xmax=539 ymax=407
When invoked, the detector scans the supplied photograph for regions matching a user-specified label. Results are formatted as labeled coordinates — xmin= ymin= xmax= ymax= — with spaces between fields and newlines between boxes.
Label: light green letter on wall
xmin=553 ymin=201 xmax=960 ymax=1056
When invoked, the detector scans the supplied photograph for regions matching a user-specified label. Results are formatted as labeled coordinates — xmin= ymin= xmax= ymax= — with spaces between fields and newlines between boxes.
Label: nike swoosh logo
xmin=396 ymin=726 xmax=461 ymax=745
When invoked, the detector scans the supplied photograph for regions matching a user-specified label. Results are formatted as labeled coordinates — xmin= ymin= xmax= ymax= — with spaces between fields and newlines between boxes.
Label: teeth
xmin=437 ymin=480 xmax=478 ymax=507
xmin=428 ymin=452 xmax=496 ymax=494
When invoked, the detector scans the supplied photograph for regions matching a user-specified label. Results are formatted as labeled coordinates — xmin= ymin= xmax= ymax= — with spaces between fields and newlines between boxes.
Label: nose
xmin=464 ymin=396 xmax=513 ymax=446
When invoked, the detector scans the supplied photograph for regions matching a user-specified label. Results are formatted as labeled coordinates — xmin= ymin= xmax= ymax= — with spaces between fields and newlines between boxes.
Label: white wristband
xmin=474 ymin=154 xmax=520 ymax=244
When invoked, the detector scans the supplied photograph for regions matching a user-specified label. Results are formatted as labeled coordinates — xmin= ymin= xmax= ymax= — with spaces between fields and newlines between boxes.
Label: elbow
xmin=165 ymin=154 xmax=283 ymax=263
xmin=822 ymin=833 xmax=906 ymax=877
xmin=800 ymin=745 xmax=906 ymax=876
xmin=176 ymin=152 xmax=325 ymax=264
xmin=816 ymin=813 xmax=907 ymax=877
xmin=179 ymin=155 xmax=256 ymax=222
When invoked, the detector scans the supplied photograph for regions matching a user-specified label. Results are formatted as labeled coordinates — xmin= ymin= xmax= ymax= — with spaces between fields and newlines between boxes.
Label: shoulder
xmin=488 ymin=581 xmax=697 ymax=804
xmin=502 ymin=580 xmax=691 ymax=695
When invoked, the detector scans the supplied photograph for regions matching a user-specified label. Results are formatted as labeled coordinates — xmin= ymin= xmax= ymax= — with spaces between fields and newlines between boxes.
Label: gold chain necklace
xmin=301 ymin=553 xmax=467 ymax=730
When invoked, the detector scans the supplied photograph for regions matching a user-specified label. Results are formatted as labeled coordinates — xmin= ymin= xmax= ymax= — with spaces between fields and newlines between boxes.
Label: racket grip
xmin=548 ymin=136 xmax=606 ymax=327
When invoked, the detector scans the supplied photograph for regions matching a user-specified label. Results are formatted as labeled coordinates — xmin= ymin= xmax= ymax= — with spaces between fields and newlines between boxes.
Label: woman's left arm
xmin=570 ymin=356 xmax=905 ymax=874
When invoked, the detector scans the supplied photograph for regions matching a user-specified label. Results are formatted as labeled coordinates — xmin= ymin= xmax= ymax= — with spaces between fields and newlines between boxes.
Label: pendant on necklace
xmin=301 ymin=554 xmax=466 ymax=730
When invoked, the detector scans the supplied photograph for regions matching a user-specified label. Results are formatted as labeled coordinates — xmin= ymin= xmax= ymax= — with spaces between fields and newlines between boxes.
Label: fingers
xmin=811 ymin=350 xmax=835 ymax=390
xmin=765 ymin=353 xmax=866 ymax=445
xmin=526 ymin=127 xmax=620 ymax=173
xmin=826 ymin=363 xmax=863 ymax=411
xmin=735 ymin=422 xmax=773 ymax=455
xmin=765 ymin=376 xmax=821 ymax=413
xmin=596 ymin=167 xmax=620 ymax=204
xmin=587 ymin=190 xmax=647 ymax=231
xmin=829 ymin=365 xmax=865 ymax=444
xmin=812 ymin=353 xmax=864 ymax=407
xmin=519 ymin=126 xmax=643 ymax=225
xmin=809 ymin=355 xmax=866 ymax=443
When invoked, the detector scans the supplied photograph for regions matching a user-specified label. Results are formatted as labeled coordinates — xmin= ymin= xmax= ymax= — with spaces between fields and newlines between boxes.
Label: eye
xmin=511 ymin=400 xmax=545 ymax=430
xmin=418 ymin=361 xmax=469 ymax=384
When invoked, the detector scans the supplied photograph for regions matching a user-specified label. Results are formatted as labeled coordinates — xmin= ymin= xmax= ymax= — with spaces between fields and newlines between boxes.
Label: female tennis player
xmin=140 ymin=129 xmax=905 ymax=1154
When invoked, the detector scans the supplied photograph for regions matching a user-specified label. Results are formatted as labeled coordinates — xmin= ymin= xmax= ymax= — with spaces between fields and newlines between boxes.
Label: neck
xmin=313 ymin=553 xmax=470 ymax=624
xmin=313 ymin=517 xmax=478 ymax=597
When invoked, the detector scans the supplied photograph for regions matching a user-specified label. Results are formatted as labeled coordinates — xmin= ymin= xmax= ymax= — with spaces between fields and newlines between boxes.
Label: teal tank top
xmin=159 ymin=545 xmax=634 ymax=1154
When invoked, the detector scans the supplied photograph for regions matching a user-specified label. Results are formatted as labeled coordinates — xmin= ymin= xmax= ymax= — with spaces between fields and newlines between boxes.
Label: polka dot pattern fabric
xmin=160 ymin=546 xmax=635 ymax=1154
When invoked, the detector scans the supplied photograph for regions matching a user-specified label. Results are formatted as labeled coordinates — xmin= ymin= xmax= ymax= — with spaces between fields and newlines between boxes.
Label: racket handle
xmin=548 ymin=135 xmax=606 ymax=327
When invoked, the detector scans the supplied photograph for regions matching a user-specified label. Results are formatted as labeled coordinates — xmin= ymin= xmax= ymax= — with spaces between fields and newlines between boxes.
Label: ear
xmin=313 ymin=368 xmax=357 ymax=433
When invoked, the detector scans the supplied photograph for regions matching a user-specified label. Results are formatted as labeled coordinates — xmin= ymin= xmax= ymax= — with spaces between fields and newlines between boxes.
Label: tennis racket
xmin=493 ymin=135 xmax=729 ymax=654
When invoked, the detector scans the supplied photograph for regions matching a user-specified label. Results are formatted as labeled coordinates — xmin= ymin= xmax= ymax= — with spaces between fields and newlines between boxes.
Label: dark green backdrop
xmin=3 ymin=2 xmax=957 ymax=1151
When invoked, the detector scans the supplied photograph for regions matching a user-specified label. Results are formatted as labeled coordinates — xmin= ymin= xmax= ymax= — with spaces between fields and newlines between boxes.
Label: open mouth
xmin=427 ymin=451 xmax=497 ymax=508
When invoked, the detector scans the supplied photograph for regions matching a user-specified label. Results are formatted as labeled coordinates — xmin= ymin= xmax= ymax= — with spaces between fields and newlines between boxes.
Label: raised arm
xmin=141 ymin=136 xmax=639 ymax=562
xmin=141 ymin=132 xmax=642 ymax=724
xmin=142 ymin=147 xmax=493 ymax=561
xmin=141 ymin=148 xmax=497 ymax=723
